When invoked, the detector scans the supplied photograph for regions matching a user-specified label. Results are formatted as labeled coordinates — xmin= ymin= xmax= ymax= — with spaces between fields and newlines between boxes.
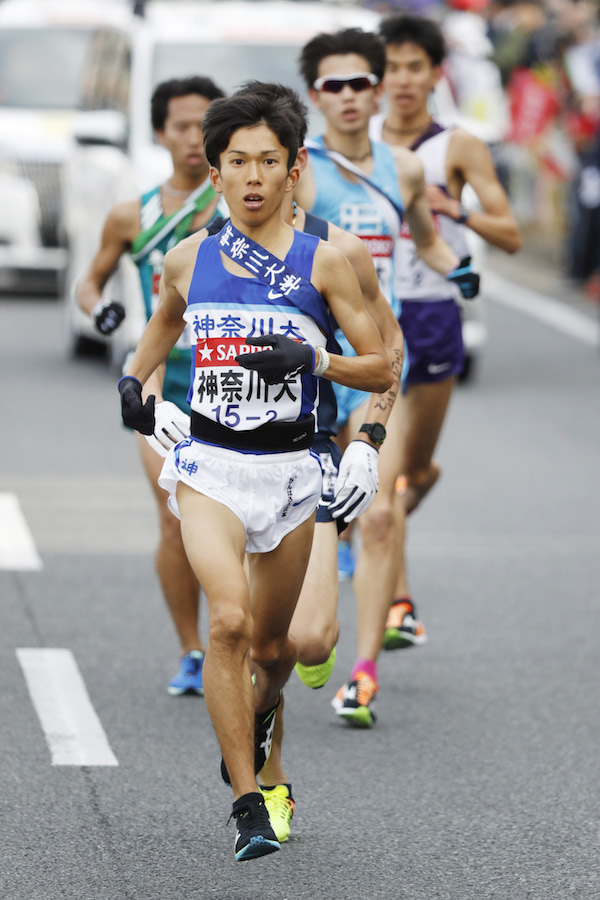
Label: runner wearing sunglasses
xmin=312 ymin=72 xmax=379 ymax=93
xmin=296 ymin=27 xmax=480 ymax=728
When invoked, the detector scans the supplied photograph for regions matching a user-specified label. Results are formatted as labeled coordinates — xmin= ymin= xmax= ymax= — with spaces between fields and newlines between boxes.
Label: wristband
xmin=457 ymin=204 xmax=469 ymax=225
xmin=313 ymin=346 xmax=330 ymax=377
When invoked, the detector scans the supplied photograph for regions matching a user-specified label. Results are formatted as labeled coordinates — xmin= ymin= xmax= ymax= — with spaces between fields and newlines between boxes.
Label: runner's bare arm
xmin=76 ymin=200 xmax=140 ymax=315
xmin=437 ymin=130 xmax=521 ymax=254
xmin=397 ymin=150 xmax=461 ymax=276
xmin=328 ymin=226 xmax=404 ymax=421
xmin=313 ymin=242 xmax=392 ymax=394
xmin=125 ymin=244 xmax=190 ymax=385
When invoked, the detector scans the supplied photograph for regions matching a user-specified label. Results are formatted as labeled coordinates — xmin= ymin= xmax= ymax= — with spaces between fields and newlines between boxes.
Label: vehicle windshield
xmin=0 ymin=28 xmax=92 ymax=109
xmin=153 ymin=42 xmax=308 ymax=100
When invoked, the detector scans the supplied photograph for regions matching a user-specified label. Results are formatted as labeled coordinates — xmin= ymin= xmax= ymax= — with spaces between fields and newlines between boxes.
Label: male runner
xmin=296 ymin=27 xmax=480 ymax=727
xmin=227 ymin=82 xmax=404 ymax=841
xmin=372 ymin=14 xmax=520 ymax=651
xmin=77 ymin=77 xmax=226 ymax=696
xmin=117 ymin=90 xmax=392 ymax=860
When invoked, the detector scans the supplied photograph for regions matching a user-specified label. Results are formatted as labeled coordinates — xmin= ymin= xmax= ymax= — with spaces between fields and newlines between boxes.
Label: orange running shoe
xmin=331 ymin=671 xmax=378 ymax=728
xmin=383 ymin=599 xmax=428 ymax=650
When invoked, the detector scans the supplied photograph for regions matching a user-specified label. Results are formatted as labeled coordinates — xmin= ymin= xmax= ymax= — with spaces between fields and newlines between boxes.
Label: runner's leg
xmin=176 ymin=482 xmax=255 ymax=800
xmin=136 ymin=433 xmax=202 ymax=654
xmin=259 ymin=519 xmax=338 ymax=786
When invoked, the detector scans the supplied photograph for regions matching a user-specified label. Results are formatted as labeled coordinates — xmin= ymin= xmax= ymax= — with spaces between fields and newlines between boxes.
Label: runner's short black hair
xmin=299 ymin=28 xmax=386 ymax=89
xmin=203 ymin=91 xmax=300 ymax=172
xmin=379 ymin=14 xmax=446 ymax=67
xmin=151 ymin=76 xmax=225 ymax=131
xmin=234 ymin=81 xmax=309 ymax=145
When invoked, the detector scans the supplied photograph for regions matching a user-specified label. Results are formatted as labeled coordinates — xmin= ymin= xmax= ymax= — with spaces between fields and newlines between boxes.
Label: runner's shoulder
xmin=164 ymin=229 xmax=206 ymax=275
xmin=447 ymin=127 xmax=487 ymax=161
xmin=313 ymin=234 xmax=354 ymax=283
xmin=324 ymin=221 xmax=371 ymax=268
xmin=105 ymin=198 xmax=141 ymax=242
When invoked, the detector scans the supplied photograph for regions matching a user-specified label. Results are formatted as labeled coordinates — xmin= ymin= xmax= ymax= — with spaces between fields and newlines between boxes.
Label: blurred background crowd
xmin=373 ymin=0 xmax=600 ymax=296
xmin=1 ymin=0 xmax=600 ymax=309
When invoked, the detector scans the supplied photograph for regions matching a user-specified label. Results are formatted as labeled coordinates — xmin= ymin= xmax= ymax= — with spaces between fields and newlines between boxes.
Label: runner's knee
xmin=359 ymin=498 xmax=395 ymax=545
xmin=296 ymin=624 xmax=338 ymax=667
xmin=251 ymin=634 xmax=294 ymax=671
xmin=405 ymin=462 xmax=436 ymax=487
xmin=208 ymin=603 xmax=252 ymax=653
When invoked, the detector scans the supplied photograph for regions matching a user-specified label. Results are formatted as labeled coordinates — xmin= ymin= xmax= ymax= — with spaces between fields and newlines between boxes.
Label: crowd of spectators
xmin=363 ymin=0 xmax=600 ymax=296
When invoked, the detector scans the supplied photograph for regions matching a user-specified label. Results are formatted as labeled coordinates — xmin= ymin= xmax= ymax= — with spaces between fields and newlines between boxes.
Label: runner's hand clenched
xmin=145 ymin=400 xmax=190 ymax=457
xmin=118 ymin=376 xmax=155 ymax=435
xmin=329 ymin=440 xmax=379 ymax=524
xmin=236 ymin=334 xmax=315 ymax=384
xmin=93 ymin=299 xmax=126 ymax=335
xmin=446 ymin=256 xmax=480 ymax=299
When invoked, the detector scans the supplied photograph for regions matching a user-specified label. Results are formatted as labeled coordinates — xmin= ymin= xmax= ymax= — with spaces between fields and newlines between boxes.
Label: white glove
xmin=144 ymin=400 xmax=190 ymax=457
xmin=328 ymin=439 xmax=379 ymax=524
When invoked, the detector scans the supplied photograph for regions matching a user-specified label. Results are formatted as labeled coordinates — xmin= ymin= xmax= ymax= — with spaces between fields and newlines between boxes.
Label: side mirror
xmin=71 ymin=111 xmax=128 ymax=149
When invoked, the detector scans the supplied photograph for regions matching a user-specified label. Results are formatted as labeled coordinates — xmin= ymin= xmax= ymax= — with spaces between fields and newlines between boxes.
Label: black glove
xmin=93 ymin=300 xmax=126 ymax=335
xmin=235 ymin=334 xmax=314 ymax=385
xmin=446 ymin=256 xmax=480 ymax=300
xmin=118 ymin=376 xmax=155 ymax=435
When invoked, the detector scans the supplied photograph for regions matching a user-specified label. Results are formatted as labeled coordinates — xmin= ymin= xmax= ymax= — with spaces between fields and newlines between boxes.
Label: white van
xmin=0 ymin=0 xmax=131 ymax=293
xmin=62 ymin=0 xmax=379 ymax=362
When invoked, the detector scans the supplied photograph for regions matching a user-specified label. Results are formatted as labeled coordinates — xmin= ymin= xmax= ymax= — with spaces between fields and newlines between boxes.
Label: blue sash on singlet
xmin=184 ymin=229 xmax=330 ymax=432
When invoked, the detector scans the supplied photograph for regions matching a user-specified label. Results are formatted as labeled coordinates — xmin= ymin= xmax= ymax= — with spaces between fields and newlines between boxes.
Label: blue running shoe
xmin=337 ymin=540 xmax=355 ymax=581
xmin=167 ymin=650 xmax=204 ymax=696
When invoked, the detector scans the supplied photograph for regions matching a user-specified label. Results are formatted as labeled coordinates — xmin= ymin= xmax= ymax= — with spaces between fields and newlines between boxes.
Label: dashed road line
xmin=16 ymin=648 xmax=118 ymax=766
xmin=0 ymin=493 xmax=42 ymax=570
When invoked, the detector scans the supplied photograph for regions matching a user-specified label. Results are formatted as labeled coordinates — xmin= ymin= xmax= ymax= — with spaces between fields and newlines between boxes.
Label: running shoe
xmin=295 ymin=646 xmax=336 ymax=689
xmin=231 ymin=792 xmax=280 ymax=861
xmin=221 ymin=699 xmax=279 ymax=785
xmin=331 ymin=672 xmax=378 ymax=728
xmin=383 ymin=599 xmax=428 ymax=650
xmin=167 ymin=650 xmax=204 ymax=696
xmin=260 ymin=784 xmax=295 ymax=843
xmin=337 ymin=540 xmax=355 ymax=580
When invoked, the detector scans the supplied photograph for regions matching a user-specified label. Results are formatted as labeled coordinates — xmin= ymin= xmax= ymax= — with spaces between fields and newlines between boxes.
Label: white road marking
xmin=0 ymin=493 xmax=42 ymax=570
xmin=16 ymin=648 xmax=118 ymax=766
xmin=485 ymin=272 xmax=599 ymax=347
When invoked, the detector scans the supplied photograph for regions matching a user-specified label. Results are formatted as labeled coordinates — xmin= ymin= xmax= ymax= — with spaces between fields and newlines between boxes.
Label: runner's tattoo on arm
xmin=374 ymin=348 xmax=403 ymax=412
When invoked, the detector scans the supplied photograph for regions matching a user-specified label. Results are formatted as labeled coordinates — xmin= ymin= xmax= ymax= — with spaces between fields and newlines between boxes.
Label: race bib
xmin=188 ymin=306 xmax=323 ymax=430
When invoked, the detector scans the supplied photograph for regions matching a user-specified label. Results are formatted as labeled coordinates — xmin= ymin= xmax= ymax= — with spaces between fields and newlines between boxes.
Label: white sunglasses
xmin=312 ymin=72 xmax=380 ymax=93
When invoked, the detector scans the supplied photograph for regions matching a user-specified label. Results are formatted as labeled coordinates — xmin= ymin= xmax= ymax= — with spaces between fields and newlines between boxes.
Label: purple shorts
xmin=399 ymin=298 xmax=464 ymax=390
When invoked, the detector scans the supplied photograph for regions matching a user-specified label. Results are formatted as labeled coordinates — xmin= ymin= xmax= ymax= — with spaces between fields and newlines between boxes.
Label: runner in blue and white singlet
xmin=185 ymin=226 xmax=327 ymax=431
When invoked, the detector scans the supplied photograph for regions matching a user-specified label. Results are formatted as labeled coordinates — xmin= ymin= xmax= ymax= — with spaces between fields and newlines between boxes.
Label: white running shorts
xmin=158 ymin=438 xmax=323 ymax=554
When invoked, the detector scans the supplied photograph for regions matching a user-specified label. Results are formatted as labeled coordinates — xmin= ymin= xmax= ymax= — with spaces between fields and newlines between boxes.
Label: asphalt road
xmin=1 ymin=281 xmax=599 ymax=900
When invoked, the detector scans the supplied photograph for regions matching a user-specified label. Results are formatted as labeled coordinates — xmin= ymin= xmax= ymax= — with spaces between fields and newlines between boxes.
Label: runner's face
xmin=310 ymin=53 xmax=381 ymax=135
xmin=383 ymin=43 xmax=441 ymax=120
xmin=210 ymin=124 xmax=299 ymax=227
xmin=157 ymin=94 xmax=212 ymax=177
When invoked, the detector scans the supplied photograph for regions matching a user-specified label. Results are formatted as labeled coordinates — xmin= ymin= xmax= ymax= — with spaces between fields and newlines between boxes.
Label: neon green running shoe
xmin=295 ymin=646 xmax=336 ymax=689
xmin=260 ymin=784 xmax=295 ymax=843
